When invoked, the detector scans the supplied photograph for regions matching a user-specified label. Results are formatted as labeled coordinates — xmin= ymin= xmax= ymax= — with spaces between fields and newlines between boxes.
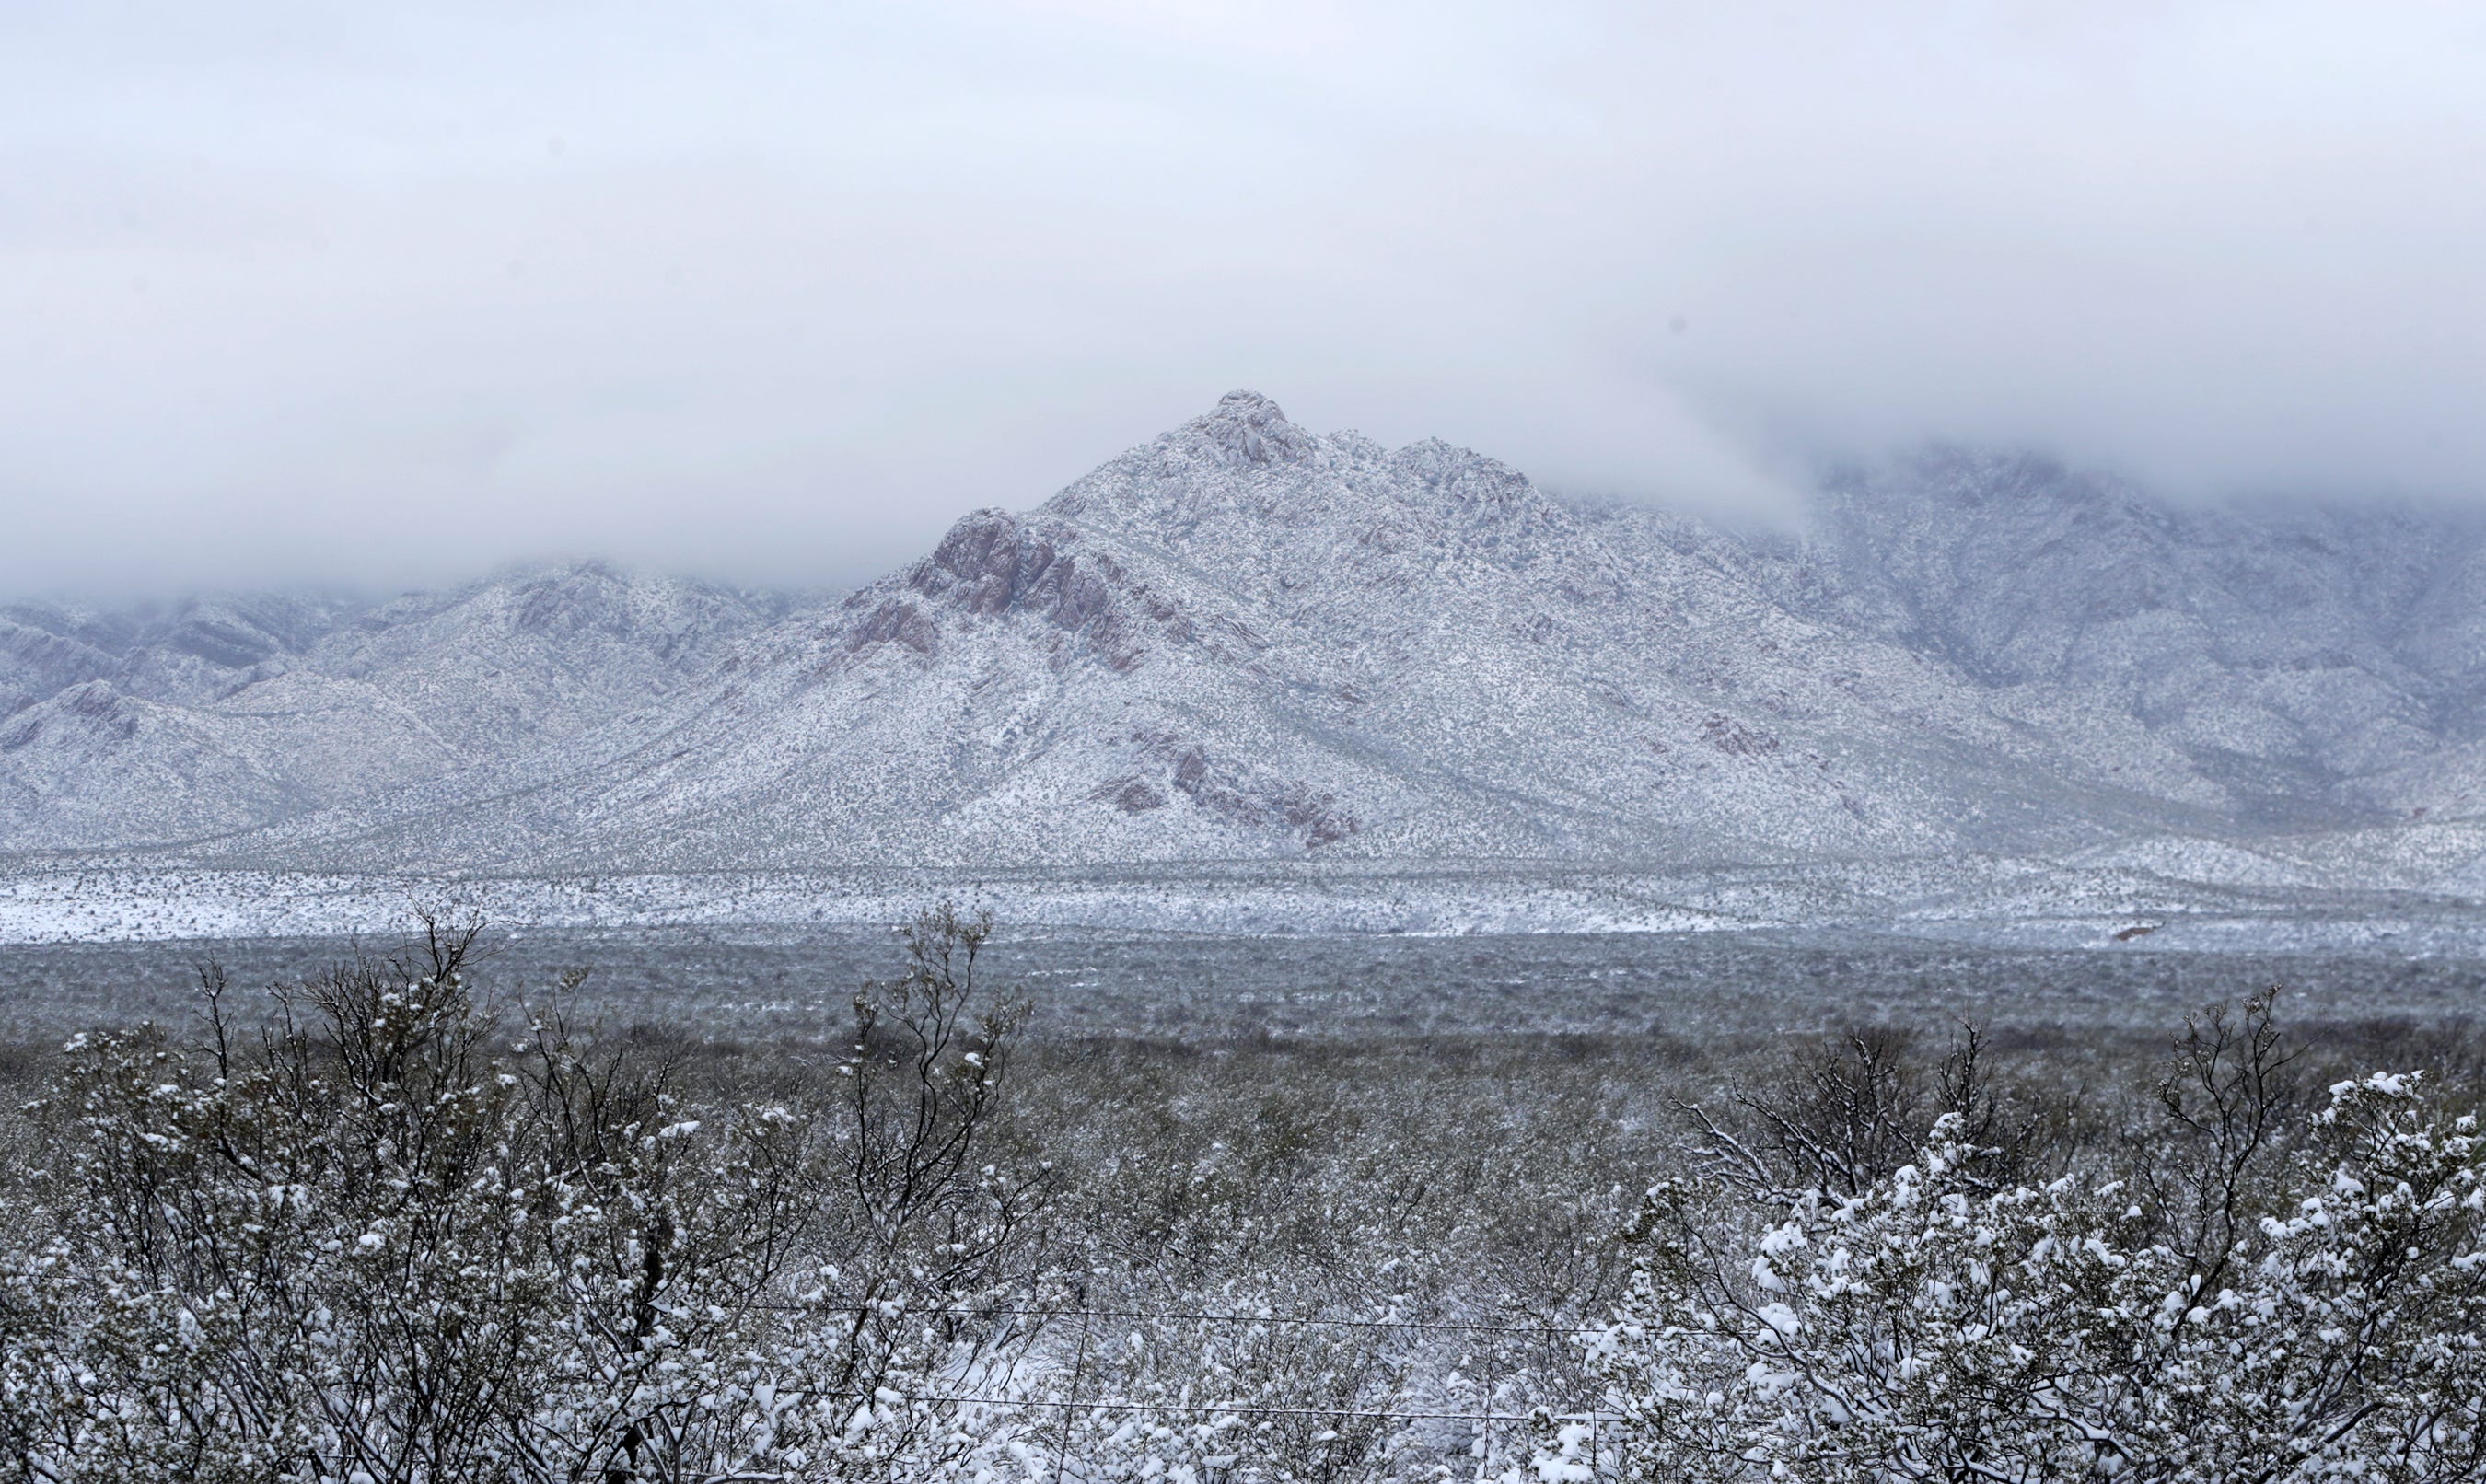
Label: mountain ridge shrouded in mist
xmin=9 ymin=392 xmax=2486 ymax=879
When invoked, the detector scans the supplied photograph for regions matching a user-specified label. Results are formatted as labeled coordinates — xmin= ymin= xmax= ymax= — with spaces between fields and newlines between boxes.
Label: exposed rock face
xmin=8 ymin=393 xmax=2486 ymax=879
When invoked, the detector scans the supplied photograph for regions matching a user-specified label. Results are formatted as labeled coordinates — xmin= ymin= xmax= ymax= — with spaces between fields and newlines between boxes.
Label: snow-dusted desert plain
xmin=4 ymin=846 xmax=2485 ymax=953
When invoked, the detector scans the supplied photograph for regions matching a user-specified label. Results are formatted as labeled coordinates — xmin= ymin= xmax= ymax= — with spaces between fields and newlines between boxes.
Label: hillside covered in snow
xmin=9 ymin=391 xmax=2486 ymax=918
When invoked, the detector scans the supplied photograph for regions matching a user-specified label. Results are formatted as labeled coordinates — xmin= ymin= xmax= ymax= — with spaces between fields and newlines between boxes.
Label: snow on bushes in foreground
xmin=1573 ymin=997 xmax=2486 ymax=1482
xmin=0 ymin=909 xmax=1056 ymax=1484
xmin=5 ymin=913 xmax=2484 ymax=1483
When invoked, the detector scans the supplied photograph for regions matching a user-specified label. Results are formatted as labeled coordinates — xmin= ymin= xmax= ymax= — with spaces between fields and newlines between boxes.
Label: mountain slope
xmin=2 ymin=592 xmax=361 ymax=717
xmin=212 ymin=394 xmax=2269 ymax=874
xmin=11 ymin=394 xmax=2486 ymax=884
xmin=0 ymin=565 xmax=782 ymax=852
xmin=1755 ymin=450 xmax=2486 ymax=806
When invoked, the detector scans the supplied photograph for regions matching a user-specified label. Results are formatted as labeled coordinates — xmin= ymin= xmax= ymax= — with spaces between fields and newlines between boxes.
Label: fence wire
xmin=774 ymin=1300 xmax=1616 ymax=1479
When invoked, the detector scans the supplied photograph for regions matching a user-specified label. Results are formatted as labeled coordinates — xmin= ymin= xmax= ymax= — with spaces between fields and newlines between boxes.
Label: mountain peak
xmin=1176 ymin=388 xmax=1319 ymax=469
xmin=1215 ymin=388 xmax=1283 ymax=415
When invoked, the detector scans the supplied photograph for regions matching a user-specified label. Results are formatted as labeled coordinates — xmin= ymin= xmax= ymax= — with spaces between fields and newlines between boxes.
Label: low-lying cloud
xmin=4 ymin=1 xmax=2480 ymax=598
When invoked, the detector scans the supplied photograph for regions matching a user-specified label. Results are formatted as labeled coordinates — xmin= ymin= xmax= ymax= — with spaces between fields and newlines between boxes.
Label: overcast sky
xmin=4 ymin=1 xmax=2482 ymax=600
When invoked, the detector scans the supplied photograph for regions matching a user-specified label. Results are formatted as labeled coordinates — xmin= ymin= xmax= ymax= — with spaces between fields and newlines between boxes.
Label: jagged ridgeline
xmin=9 ymin=390 xmax=2486 ymax=875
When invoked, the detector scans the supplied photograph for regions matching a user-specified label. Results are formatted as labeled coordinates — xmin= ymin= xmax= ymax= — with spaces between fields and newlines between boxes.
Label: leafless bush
xmin=6 ymin=920 xmax=2484 ymax=1484
xmin=1579 ymin=991 xmax=2486 ymax=1483
xmin=0 ymin=907 xmax=1051 ymax=1484
xmin=1669 ymin=1020 xmax=2071 ymax=1206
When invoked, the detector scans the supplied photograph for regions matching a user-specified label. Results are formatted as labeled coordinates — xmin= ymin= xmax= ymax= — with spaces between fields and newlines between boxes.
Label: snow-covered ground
xmin=10 ymin=837 xmax=2485 ymax=955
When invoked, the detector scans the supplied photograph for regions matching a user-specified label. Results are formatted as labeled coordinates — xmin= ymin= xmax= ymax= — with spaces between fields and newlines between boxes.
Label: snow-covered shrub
xmin=1577 ymin=996 xmax=2486 ymax=1482
xmin=1014 ymin=1031 xmax=1646 ymax=1482
xmin=1675 ymin=1021 xmax=2062 ymax=1207
xmin=0 ymin=907 xmax=1055 ymax=1484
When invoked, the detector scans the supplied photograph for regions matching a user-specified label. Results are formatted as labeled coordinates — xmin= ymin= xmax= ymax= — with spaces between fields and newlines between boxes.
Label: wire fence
xmin=779 ymin=1299 xmax=1617 ymax=1481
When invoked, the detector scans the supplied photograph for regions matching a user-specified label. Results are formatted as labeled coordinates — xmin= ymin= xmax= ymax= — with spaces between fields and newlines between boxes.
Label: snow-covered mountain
xmin=1 ymin=565 xmax=784 ymax=852
xmin=1765 ymin=451 xmax=2486 ymax=803
xmin=7 ymin=393 xmax=2486 ymax=885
